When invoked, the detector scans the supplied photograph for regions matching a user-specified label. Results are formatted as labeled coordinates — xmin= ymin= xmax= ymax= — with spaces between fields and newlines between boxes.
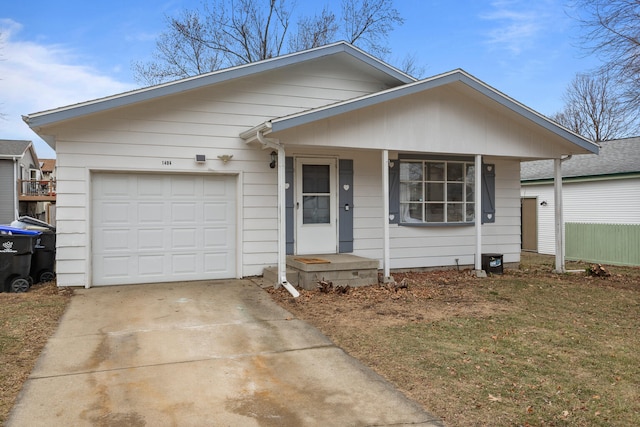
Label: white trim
xmin=553 ymin=158 xmax=565 ymax=272
xmin=475 ymin=155 xmax=482 ymax=270
xmin=382 ymin=150 xmax=391 ymax=279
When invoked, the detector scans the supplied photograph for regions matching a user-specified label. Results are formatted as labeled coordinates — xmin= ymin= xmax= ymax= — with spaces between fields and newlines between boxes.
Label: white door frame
xmin=295 ymin=157 xmax=338 ymax=255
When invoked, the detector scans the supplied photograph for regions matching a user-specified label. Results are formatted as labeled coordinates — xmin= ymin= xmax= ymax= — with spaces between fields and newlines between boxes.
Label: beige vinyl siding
xmin=272 ymin=85 xmax=577 ymax=159
xmin=50 ymin=60 xmax=391 ymax=286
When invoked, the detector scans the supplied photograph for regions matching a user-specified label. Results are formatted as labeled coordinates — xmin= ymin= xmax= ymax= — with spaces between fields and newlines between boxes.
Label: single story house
xmin=23 ymin=42 xmax=598 ymax=290
xmin=521 ymin=137 xmax=640 ymax=266
xmin=0 ymin=139 xmax=42 ymax=224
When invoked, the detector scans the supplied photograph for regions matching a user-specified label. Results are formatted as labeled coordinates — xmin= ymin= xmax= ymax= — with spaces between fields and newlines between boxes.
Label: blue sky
xmin=1 ymin=0 xmax=599 ymax=159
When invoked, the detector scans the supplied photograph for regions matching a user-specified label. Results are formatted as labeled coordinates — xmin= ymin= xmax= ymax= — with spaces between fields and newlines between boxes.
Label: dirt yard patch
xmin=267 ymin=254 xmax=640 ymax=426
xmin=0 ymin=282 xmax=72 ymax=424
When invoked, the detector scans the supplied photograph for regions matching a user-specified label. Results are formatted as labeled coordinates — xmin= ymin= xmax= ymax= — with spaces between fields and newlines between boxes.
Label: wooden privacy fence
xmin=565 ymin=223 xmax=640 ymax=266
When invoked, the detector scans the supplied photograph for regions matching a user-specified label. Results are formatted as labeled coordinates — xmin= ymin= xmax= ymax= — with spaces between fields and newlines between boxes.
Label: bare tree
xmin=133 ymin=0 xmax=404 ymax=85
xmin=551 ymin=72 xmax=637 ymax=141
xmin=572 ymin=0 xmax=640 ymax=110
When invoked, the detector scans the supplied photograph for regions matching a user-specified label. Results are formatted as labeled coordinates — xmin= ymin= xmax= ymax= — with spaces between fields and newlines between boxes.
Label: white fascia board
xmin=24 ymin=42 xmax=413 ymax=130
xmin=269 ymin=69 xmax=599 ymax=155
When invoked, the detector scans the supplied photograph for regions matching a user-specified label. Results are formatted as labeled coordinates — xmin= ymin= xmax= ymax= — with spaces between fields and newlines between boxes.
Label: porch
xmin=17 ymin=179 xmax=57 ymax=202
xmin=263 ymin=254 xmax=380 ymax=290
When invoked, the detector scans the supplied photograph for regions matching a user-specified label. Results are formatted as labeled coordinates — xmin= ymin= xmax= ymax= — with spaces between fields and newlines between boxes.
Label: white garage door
xmin=92 ymin=173 xmax=236 ymax=286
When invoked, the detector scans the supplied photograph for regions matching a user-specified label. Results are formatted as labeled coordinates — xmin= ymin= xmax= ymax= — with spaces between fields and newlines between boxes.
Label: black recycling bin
xmin=12 ymin=217 xmax=56 ymax=284
xmin=0 ymin=226 xmax=41 ymax=292
xmin=30 ymin=230 xmax=56 ymax=284
xmin=482 ymin=253 xmax=503 ymax=275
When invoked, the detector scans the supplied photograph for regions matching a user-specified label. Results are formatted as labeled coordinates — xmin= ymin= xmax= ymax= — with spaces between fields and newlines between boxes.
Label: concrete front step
xmin=263 ymin=254 xmax=380 ymax=290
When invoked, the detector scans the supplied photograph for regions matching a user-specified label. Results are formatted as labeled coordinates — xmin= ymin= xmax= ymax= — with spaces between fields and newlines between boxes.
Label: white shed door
xmin=92 ymin=173 xmax=236 ymax=286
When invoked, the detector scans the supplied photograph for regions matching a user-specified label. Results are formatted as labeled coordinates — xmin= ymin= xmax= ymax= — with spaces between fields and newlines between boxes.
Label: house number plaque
xmin=162 ymin=160 xmax=172 ymax=166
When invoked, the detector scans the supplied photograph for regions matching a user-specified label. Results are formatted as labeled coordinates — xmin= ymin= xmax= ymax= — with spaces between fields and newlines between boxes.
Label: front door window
xmin=302 ymin=164 xmax=331 ymax=224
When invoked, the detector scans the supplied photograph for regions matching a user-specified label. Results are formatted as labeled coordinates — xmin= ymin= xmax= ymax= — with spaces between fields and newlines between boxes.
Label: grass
xmin=0 ymin=282 xmax=71 ymax=424
xmin=270 ymin=253 xmax=640 ymax=426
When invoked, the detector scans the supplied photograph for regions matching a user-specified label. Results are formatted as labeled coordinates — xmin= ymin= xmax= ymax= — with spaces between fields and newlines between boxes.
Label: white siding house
xmin=521 ymin=137 xmax=640 ymax=265
xmin=24 ymin=42 xmax=598 ymax=288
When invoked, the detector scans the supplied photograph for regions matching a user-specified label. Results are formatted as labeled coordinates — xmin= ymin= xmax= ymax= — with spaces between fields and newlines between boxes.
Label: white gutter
xmin=475 ymin=155 xmax=482 ymax=271
xmin=256 ymin=130 xmax=300 ymax=298
xmin=382 ymin=150 xmax=391 ymax=280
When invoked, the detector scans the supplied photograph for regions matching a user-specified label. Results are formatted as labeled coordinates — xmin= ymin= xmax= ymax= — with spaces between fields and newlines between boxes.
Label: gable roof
xmin=40 ymin=158 xmax=56 ymax=173
xmin=521 ymin=137 xmax=640 ymax=181
xmin=0 ymin=139 xmax=31 ymax=158
xmin=23 ymin=41 xmax=414 ymax=132
xmin=242 ymin=69 xmax=598 ymax=155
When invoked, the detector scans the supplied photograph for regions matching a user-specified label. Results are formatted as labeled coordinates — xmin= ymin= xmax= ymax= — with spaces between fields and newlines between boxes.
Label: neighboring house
xmin=521 ymin=137 xmax=640 ymax=266
xmin=0 ymin=139 xmax=43 ymax=224
xmin=38 ymin=158 xmax=57 ymax=224
xmin=23 ymin=42 xmax=598 ymax=289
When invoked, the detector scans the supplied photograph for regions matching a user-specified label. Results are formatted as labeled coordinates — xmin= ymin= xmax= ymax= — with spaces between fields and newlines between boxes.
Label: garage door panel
xmin=138 ymin=255 xmax=165 ymax=276
xmin=204 ymin=253 xmax=229 ymax=273
xmin=204 ymin=202 xmax=230 ymax=222
xmin=138 ymin=176 xmax=164 ymax=197
xmin=101 ymin=202 xmax=131 ymax=224
xmin=138 ymin=229 xmax=164 ymax=250
xmin=172 ymin=203 xmax=198 ymax=223
xmin=92 ymin=173 xmax=236 ymax=286
xmin=138 ymin=203 xmax=165 ymax=223
xmin=204 ymin=228 xmax=229 ymax=248
xmin=100 ymin=229 xmax=130 ymax=251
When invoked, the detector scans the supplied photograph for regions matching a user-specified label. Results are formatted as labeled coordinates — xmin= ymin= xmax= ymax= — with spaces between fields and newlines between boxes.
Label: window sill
xmin=399 ymin=221 xmax=475 ymax=227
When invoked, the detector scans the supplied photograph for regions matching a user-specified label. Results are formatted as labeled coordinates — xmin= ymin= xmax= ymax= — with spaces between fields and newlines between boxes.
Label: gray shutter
xmin=481 ymin=163 xmax=495 ymax=223
xmin=388 ymin=160 xmax=400 ymax=224
xmin=338 ymin=159 xmax=354 ymax=253
xmin=285 ymin=157 xmax=294 ymax=254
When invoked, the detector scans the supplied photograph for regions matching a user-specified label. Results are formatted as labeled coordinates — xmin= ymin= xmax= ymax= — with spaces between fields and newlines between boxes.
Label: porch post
xmin=553 ymin=158 xmax=565 ymax=273
xmin=382 ymin=150 xmax=391 ymax=279
xmin=475 ymin=154 xmax=482 ymax=271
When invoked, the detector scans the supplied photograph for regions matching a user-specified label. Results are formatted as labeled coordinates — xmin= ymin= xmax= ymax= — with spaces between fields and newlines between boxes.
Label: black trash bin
xmin=482 ymin=253 xmax=503 ymax=275
xmin=0 ymin=226 xmax=41 ymax=292
xmin=30 ymin=231 xmax=56 ymax=284
xmin=12 ymin=217 xmax=56 ymax=284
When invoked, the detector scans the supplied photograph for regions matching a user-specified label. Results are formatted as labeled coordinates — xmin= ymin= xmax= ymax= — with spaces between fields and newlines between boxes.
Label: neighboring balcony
xmin=17 ymin=179 xmax=57 ymax=202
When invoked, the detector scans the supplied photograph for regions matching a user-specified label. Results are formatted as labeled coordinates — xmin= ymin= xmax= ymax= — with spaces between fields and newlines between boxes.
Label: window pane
xmin=302 ymin=165 xmax=330 ymax=193
xmin=447 ymin=183 xmax=463 ymax=201
xmin=400 ymin=203 xmax=423 ymax=222
xmin=426 ymin=182 xmax=444 ymax=201
xmin=447 ymin=203 xmax=463 ymax=222
xmin=448 ymin=163 xmax=464 ymax=181
xmin=466 ymin=203 xmax=475 ymax=222
xmin=466 ymin=164 xmax=475 ymax=183
xmin=400 ymin=162 xmax=423 ymax=181
xmin=400 ymin=182 xmax=423 ymax=202
xmin=426 ymin=203 xmax=444 ymax=222
xmin=303 ymin=195 xmax=330 ymax=224
xmin=426 ymin=162 xmax=445 ymax=181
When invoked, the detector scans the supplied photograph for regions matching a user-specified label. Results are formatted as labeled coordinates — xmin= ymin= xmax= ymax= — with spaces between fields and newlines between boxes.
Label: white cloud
xmin=0 ymin=19 xmax=136 ymax=158
xmin=480 ymin=0 xmax=558 ymax=55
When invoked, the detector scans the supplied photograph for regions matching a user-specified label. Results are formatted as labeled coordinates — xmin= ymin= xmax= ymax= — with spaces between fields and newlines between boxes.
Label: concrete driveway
xmin=7 ymin=279 xmax=442 ymax=426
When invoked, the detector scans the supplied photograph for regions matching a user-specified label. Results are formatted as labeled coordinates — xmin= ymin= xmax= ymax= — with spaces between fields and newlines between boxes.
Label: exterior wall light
xmin=217 ymin=154 xmax=233 ymax=164
xmin=270 ymin=151 xmax=277 ymax=169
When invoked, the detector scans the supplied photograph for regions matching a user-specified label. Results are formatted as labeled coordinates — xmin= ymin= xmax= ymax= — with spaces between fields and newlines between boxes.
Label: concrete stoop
xmin=263 ymin=254 xmax=380 ymax=290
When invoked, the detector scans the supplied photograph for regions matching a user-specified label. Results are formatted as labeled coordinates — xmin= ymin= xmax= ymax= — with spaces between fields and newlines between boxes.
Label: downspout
xmin=256 ymin=130 xmax=300 ymax=298
xmin=382 ymin=150 xmax=391 ymax=280
xmin=553 ymin=155 xmax=571 ymax=273
xmin=474 ymin=154 xmax=482 ymax=271
xmin=13 ymin=158 xmax=19 ymax=221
